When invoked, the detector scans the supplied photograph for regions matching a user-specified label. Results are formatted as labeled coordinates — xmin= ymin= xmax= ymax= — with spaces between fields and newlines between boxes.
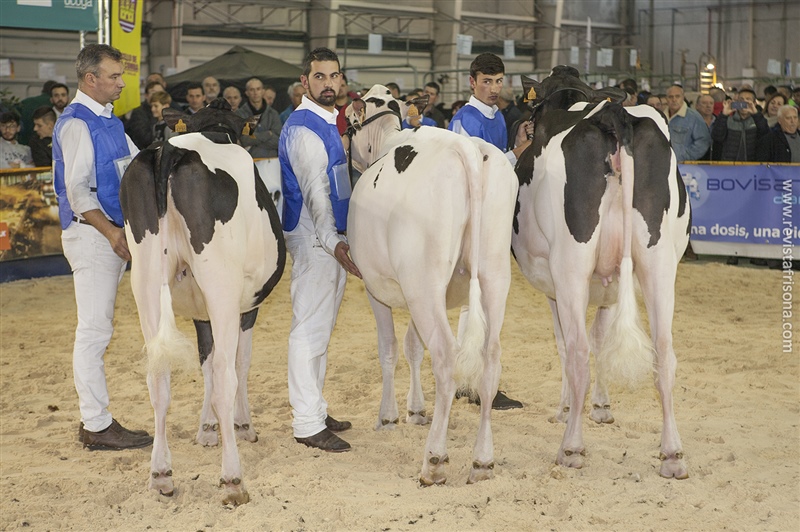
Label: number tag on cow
xmin=331 ymin=163 xmax=351 ymax=200
xmin=114 ymin=155 xmax=133 ymax=182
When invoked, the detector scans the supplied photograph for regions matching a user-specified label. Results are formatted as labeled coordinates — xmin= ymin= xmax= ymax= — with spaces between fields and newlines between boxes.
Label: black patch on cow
xmin=240 ymin=308 xmax=259 ymax=331
xmin=170 ymin=151 xmax=239 ymax=255
xmin=562 ymin=119 xmax=617 ymax=243
xmin=366 ymin=97 xmax=386 ymax=108
xmin=513 ymin=194 xmax=521 ymax=235
xmin=388 ymin=100 xmax=400 ymax=115
xmin=193 ymin=319 xmax=213 ymax=366
xmin=200 ymin=131 xmax=235 ymax=144
xmin=394 ymin=145 xmax=417 ymax=173
xmin=372 ymin=161 xmax=384 ymax=188
xmin=251 ymin=165 xmax=287 ymax=306
xmin=120 ymin=146 xmax=161 ymax=244
xmin=630 ymin=116 xmax=672 ymax=247
xmin=674 ymin=167 xmax=687 ymax=220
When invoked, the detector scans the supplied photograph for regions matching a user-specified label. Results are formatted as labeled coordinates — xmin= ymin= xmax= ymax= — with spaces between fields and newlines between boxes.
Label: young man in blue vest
xmin=449 ymin=52 xmax=532 ymax=166
xmin=279 ymin=48 xmax=362 ymax=452
xmin=449 ymin=52 xmax=531 ymax=410
xmin=53 ymin=44 xmax=153 ymax=451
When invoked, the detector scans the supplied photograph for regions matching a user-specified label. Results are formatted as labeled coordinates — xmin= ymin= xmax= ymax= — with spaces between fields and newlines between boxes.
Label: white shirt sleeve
xmin=59 ymin=118 xmax=101 ymax=216
xmin=284 ymin=124 xmax=344 ymax=255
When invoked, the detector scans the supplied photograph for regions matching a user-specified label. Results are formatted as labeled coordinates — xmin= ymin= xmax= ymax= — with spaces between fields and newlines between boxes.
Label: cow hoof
xmin=235 ymin=423 xmax=258 ymax=442
xmin=659 ymin=452 xmax=689 ymax=480
xmin=196 ymin=424 xmax=219 ymax=447
xmin=590 ymin=404 xmax=615 ymax=424
xmin=467 ymin=460 xmax=495 ymax=484
xmin=375 ymin=418 xmax=399 ymax=431
xmin=220 ymin=477 xmax=250 ymax=506
xmin=420 ymin=453 xmax=449 ymax=486
xmin=556 ymin=447 xmax=586 ymax=469
xmin=149 ymin=470 xmax=174 ymax=497
xmin=549 ymin=405 xmax=569 ymax=424
xmin=406 ymin=410 xmax=430 ymax=426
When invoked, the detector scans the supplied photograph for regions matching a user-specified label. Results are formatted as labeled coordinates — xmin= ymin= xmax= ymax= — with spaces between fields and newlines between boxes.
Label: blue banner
xmin=680 ymin=163 xmax=799 ymax=246
xmin=2 ymin=0 xmax=98 ymax=32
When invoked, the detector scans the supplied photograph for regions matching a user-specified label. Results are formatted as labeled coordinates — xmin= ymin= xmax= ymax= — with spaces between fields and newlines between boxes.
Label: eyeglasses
xmin=0 ymin=123 xmax=19 ymax=130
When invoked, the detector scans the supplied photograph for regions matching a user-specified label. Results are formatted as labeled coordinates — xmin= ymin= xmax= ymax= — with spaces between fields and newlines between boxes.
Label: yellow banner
xmin=110 ymin=0 xmax=144 ymax=117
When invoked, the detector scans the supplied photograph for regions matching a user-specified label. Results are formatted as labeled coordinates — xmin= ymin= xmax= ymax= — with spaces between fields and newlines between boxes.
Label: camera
xmin=731 ymin=101 xmax=748 ymax=110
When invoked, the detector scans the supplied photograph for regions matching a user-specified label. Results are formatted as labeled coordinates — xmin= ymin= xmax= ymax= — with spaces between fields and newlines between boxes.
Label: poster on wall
xmin=110 ymin=0 xmax=144 ymax=117
xmin=0 ymin=170 xmax=61 ymax=262
xmin=2 ymin=0 xmax=98 ymax=32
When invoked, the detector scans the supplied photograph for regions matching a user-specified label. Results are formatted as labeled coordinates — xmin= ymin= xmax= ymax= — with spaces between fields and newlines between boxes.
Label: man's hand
xmin=82 ymin=209 xmax=131 ymax=261
xmin=334 ymin=241 xmax=362 ymax=278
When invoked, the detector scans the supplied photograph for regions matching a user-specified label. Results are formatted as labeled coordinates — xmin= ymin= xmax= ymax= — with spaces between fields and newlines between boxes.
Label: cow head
xmin=344 ymin=84 xmax=427 ymax=172
xmin=522 ymin=66 xmax=626 ymax=117
xmin=163 ymin=98 xmax=258 ymax=143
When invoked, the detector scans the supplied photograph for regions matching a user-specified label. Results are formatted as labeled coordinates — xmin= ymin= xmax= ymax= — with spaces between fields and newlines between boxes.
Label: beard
xmin=313 ymin=89 xmax=337 ymax=107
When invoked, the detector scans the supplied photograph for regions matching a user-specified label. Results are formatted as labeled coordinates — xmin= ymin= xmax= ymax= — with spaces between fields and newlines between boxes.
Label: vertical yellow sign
xmin=110 ymin=0 xmax=144 ymax=117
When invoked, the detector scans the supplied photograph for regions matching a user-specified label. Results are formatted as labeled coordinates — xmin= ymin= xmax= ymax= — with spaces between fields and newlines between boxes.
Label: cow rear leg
xmin=234 ymin=309 xmax=258 ymax=443
xmin=404 ymin=320 xmax=428 ymax=425
xmin=589 ymin=306 xmax=614 ymax=424
xmin=553 ymin=293 xmax=591 ymax=469
xmin=414 ymin=304 xmax=456 ymax=486
xmin=368 ymin=293 xmax=401 ymax=430
xmin=638 ymin=262 xmax=688 ymax=480
xmin=194 ymin=320 xmax=219 ymax=447
xmin=148 ymin=371 xmax=175 ymax=496
xmin=547 ymin=298 xmax=571 ymax=423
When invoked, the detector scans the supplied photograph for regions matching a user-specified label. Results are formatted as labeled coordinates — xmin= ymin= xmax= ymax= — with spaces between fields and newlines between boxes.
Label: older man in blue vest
xmin=53 ymin=44 xmax=152 ymax=451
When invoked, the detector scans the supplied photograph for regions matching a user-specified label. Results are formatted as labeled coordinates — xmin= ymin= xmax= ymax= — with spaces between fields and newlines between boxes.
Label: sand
xmin=0 ymin=258 xmax=797 ymax=531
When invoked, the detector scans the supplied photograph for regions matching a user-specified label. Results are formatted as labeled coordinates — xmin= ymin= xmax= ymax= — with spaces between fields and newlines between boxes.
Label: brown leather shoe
xmin=295 ymin=428 xmax=351 ymax=452
xmin=324 ymin=415 xmax=352 ymax=432
xmin=79 ymin=420 xmax=149 ymax=441
xmin=81 ymin=419 xmax=153 ymax=451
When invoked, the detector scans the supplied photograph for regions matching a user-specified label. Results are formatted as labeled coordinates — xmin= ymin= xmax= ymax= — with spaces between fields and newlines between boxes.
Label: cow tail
xmin=454 ymin=144 xmax=487 ymax=393
xmin=597 ymin=123 xmax=655 ymax=389
xmin=145 ymin=150 xmax=197 ymax=377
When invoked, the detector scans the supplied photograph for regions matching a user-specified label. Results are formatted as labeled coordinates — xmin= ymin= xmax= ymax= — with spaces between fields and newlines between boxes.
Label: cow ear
xmin=405 ymin=95 xmax=428 ymax=118
xmin=163 ymin=109 xmax=188 ymax=132
xmin=350 ymin=99 xmax=366 ymax=123
xmin=591 ymin=86 xmax=627 ymax=105
xmin=521 ymin=75 xmax=543 ymax=103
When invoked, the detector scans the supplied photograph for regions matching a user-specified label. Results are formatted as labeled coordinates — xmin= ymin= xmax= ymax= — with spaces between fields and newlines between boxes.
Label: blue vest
xmin=448 ymin=104 xmax=508 ymax=152
xmin=53 ymin=103 xmax=131 ymax=229
xmin=279 ymin=109 xmax=349 ymax=232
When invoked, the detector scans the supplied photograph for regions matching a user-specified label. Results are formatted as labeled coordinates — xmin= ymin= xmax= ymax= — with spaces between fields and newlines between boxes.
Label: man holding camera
xmin=711 ymin=87 xmax=769 ymax=162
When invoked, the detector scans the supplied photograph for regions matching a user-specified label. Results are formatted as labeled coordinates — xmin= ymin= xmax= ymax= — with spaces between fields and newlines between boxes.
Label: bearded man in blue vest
xmin=53 ymin=44 xmax=152 ymax=451
xmin=279 ymin=47 xmax=362 ymax=453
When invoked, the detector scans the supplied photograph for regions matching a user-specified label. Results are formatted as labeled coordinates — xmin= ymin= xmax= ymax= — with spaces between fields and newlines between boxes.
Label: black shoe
xmin=324 ymin=415 xmax=352 ymax=432
xmin=726 ymin=256 xmax=739 ymax=265
xmin=79 ymin=420 xmax=149 ymax=441
xmin=490 ymin=391 xmax=523 ymax=410
xmin=81 ymin=419 xmax=153 ymax=451
xmin=295 ymin=428 xmax=351 ymax=452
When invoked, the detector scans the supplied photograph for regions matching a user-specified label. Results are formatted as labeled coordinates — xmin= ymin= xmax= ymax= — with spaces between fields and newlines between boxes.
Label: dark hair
xmin=49 ymin=82 xmax=68 ymax=97
xmin=42 ymin=80 xmax=58 ymax=95
xmin=76 ymin=44 xmax=122 ymax=80
xmin=763 ymin=85 xmax=777 ymax=98
xmin=738 ymin=87 xmax=757 ymax=99
xmin=149 ymin=91 xmax=172 ymax=106
xmin=32 ymin=106 xmax=56 ymax=123
xmin=144 ymin=80 xmax=165 ymax=93
xmin=302 ymin=48 xmax=340 ymax=78
xmin=186 ymin=82 xmax=203 ymax=93
xmin=424 ymin=81 xmax=440 ymax=94
xmin=618 ymin=78 xmax=638 ymax=93
xmin=0 ymin=111 xmax=21 ymax=125
xmin=470 ymin=53 xmax=504 ymax=80
xmin=385 ymin=82 xmax=400 ymax=92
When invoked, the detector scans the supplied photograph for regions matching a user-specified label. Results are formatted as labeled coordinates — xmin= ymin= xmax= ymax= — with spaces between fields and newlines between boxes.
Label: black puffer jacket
xmin=711 ymin=112 xmax=770 ymax=162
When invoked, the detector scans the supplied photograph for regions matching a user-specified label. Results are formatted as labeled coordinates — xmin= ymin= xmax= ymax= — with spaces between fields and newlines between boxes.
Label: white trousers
xmin=61 ymin=223 xmax=127 ymax=433
xmin=286 ymin=234 xmax=347 ymax=438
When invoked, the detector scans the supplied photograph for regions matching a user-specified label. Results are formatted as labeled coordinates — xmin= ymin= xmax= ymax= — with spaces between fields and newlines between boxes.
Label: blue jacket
xmin=279 ymin=109 xmax=349 ymax=232
xmin=668 ymin=104 xmax=711 ymax=162
xmin=448 ymin=103 xmax=507 ymax=151
xmin=53 ymin=103 xmax=131 ymax=229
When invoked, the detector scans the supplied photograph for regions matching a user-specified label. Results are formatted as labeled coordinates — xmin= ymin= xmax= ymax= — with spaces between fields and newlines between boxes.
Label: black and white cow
xmin=119 ymin=100 xmax=286 ymax=505
xmin=512 ymin=66 xmax=690 ymax=479
xmin=345 ymin=86 xmax=518 ymax=485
